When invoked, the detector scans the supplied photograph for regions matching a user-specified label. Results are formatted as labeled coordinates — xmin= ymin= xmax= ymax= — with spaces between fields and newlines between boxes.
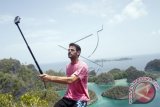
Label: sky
xmin=0 ymin=0 xmax=160 ymax=65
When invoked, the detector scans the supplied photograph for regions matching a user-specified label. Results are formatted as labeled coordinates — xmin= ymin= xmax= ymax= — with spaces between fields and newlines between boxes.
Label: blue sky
xmin=0 ymin=0 xmax=160 ymax=64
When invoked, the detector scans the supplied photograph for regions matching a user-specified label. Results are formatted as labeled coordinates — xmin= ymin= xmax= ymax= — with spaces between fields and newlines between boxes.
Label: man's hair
xmin=69 ymin=43 xmax=81 ymax=52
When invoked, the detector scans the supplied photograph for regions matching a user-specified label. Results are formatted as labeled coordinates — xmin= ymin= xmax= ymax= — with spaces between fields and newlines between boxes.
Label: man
xmin=39 ymin=43 xmax=90 ymax=107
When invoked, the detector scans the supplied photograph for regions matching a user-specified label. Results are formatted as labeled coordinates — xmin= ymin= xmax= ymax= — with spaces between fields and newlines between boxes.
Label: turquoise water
xmin=88 ymin=79 xmax=160 ymax=107
xmin=58 ymin=79 xmax=160 ymax=107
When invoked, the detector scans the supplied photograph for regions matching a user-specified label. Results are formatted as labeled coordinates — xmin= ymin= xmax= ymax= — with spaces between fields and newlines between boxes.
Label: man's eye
xmin=68 ymin=49 xmax=75 ymax=51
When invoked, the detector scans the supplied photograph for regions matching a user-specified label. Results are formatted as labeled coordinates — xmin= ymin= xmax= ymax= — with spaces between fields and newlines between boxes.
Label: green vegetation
xmin=89 ymin=70 xmax=96 ymax=77
xmin=0 ymin=58 xmax=100 ymax=106
xmin=20 ymin=89 xmax=60 ymax=107
xmin=99 ymin=60 xmax=160 ymax=100
xmin=145 ymin=59 xmax=160 ymax=72
xmin=101 ymin=86 xmax=128 ymax=99
xmin=0 ymin=58 xmax=45 ymax=97
xmin=108 ymin=68 xmax=127 ymax=80
xmin=0 ymin=58 xmax=62 ymax=107
xmin=95 ymin=73 xmax=115 ymax=85
xmin=125 ymin=66 xmax=157 ymax=83
xmin=0 ymin=89 xmax=60 ymax=107
xmin=0 ymin=93 xmax=15 ymax=107
xmin=144 ymin=59 xmax=160 ymax=77
xmin=1 ymin=57 xmax=160 ymax=106
xmin=88 ymin=68 xmax=128 ymax=85
xmin=88 ymin=58 xmax=160 ymax=101
xmin=88 ymin=71 xmax=115 ymax=85
xmin=101 ymin=65 xmax=158 ymax=100
xmin=88 ymin=89 xmax=98 ymax=105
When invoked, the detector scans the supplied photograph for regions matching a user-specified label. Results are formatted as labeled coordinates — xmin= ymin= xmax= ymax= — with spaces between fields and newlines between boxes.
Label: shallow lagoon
xmin=88 ymin=79 xmax=160 ymax=107
xmin=58 ymin=79 xmax=160 ymax=107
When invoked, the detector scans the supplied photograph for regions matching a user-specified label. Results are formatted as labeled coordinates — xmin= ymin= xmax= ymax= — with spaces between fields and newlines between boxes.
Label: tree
xmin=95 ymin=73 xmax=115 ymax=85
xmin=89 ymin=70 xmax=96 ymax=77
xmin=125 ymin=66 xmax=156 ymax=83
xmin=0 ymin=72 xmax=25 ymax=97
xmin=108 ymin=68 xmax=126 ymax=80
xmin=0 ymin=58 xmax=21 ymax=74
xmin=101 ymin=86 xmax=129 ymax=99
xmin=145 ymin=59 xmax=160 ymax=72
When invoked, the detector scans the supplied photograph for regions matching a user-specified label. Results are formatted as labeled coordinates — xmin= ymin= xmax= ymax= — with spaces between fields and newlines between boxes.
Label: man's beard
xmin=68 ymin=52 xmax=72 ymax=58
xmin=68 ymin=53 xmax=77 ymax=59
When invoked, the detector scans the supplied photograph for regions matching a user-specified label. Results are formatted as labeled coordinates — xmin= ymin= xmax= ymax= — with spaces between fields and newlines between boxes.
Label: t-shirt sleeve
xmin=72 ymin=65 xmax=88 ymax=80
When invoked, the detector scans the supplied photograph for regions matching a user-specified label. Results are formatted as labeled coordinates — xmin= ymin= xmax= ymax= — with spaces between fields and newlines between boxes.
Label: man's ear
xmin=77 ymin=51 xmax=80 ymax=56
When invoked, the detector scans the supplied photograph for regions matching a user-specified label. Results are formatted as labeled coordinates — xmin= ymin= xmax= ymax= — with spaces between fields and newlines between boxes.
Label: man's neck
xmin=70 ymin=58 xmax=79 ymax=64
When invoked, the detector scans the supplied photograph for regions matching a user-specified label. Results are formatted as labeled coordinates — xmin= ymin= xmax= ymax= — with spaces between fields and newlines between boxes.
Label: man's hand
xmin=39 ymin=74 xmax=51 ymax=82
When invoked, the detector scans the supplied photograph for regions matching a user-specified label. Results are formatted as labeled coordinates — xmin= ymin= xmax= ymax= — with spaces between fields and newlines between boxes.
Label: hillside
xmin=0 ymin=58 xmax=61 ymax=106
xmin=145 ymin=59 xmax=160 ymax=72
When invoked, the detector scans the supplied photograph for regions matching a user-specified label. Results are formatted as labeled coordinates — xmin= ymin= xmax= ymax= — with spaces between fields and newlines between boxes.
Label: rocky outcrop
xmin=145 ymin=59 xmax=160 ymax=72
xmin=101 ymin=86 xmax=129 ymax=100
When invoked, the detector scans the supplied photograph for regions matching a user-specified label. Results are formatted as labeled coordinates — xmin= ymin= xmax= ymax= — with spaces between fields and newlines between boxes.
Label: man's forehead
xmin=69 ymin=46 xmax=76 ymax=49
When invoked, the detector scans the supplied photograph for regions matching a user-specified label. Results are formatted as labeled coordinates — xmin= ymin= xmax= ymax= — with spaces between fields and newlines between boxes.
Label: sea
xmin=41 ymin=53 xmax=160 ymax=73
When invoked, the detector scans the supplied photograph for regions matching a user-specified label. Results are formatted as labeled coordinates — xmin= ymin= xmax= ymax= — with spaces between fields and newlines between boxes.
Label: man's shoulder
xmin=79 ymin=60 xmax=87 ymax=65
xmin=79 ymin=60 xmax=88 ymax=68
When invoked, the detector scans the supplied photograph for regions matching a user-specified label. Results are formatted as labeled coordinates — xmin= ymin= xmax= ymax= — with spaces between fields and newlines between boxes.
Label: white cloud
xmin=66 ymin=0 xmax=147 ymax=24
xmin=109 ymin=0 xmax=148 ymax=24
xmin=0 ymin=15 xmax=13 ymax=23
xmin=152 ymin=29 xmax=160 ymax=35
xmin=66 ymin=0 xmax=113 ymax=18
xmin=123 ymin=0 xmax=147 ymax=19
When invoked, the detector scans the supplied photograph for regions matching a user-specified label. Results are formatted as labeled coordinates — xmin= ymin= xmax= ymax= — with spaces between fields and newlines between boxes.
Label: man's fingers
xmin=39 ymin=74 xmax=47 ymax=77
xmin=39 ymin=74 xmax=50 ymax=82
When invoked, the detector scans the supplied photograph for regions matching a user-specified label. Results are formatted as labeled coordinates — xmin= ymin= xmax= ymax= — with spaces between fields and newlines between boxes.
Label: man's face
xmin=68 ymin=46 xmax=79 ymax=59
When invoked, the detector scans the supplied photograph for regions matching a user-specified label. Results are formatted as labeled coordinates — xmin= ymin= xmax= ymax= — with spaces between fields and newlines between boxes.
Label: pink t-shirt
xmin=64 ymin=60 xmax=90 ymax=101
